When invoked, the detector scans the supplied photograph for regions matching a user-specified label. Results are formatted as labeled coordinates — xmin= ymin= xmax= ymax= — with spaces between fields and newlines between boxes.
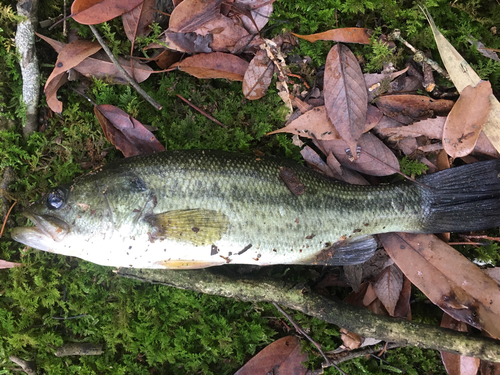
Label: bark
xmin=118 ymin=267 xmax=500 ymax=363
xmin=15 ymin=0 xmax=40 ymax=137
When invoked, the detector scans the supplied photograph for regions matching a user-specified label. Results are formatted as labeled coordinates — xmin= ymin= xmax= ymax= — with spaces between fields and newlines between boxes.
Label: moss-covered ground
xmin=0 ymin=0 xmax=499 ymax=373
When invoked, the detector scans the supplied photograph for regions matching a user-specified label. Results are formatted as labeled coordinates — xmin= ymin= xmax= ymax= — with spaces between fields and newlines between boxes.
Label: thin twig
xmin=460 ymin=235 xmax=500 ymax=242
xmin=272 ymin=302 xmax=348 ymax=375
xmin=0 ymin=201 xmax=16 ymax=238
xmin=88 ymin=25 xmax=162 ymax=111
xmin=176 ymin=94 xmax=227 ymax=128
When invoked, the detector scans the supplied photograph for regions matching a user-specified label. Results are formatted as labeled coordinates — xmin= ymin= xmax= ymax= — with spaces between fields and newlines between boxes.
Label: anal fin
xmin=305 ymin=236 xmax=378 ymax=266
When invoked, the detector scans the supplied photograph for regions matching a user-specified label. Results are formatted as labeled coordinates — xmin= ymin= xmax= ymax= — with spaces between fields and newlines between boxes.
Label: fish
xmin=11 ymin=149 xmax=500 ymax=269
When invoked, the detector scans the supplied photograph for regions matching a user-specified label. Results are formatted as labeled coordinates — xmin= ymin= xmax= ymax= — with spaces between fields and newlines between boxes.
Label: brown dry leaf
xmin=0 ymin=260 xmax=22 ymax=269
xmin=267 ymin=106 xmax=340 ymax=140
xmin=364 ymin=67 xmax=409 ymax=101
xmin=364 ymin=105 xmax=383 ymax=133
xmin=393 ymin=275 xmax=412 ymax=319
xmin=443 ymin=81 xmax=493 ymax=158
xmin=172 ymin=52 xmax=248 ymax=81
xmin=169 ymin=0 xmax=224 ymax=33
xmin=234 ymin=336 xmax=308 ymax=375
xmin=195 ymin=14 xmax=250 ymax=52
xmin=293 ymin=28 xmax=372 ymax=45
xmin=380 ymin=116 xmax=446 ymax=141
xmin=468 ymin=39 xmax=500 ymax=63
xmin=422 ymin=8 xmax=500 ymax=154
xmin=154 ymin=49 xmax=183 ymax=69
xmin=243 ymin=49 xmax=274 ymax=99
xmin=72 ymin=50 xmax=153 ymax=84
xmin=324 ymin=43 xmax=368 ymax=156
xmin=326 ymin=152 xmax=369 ymax=185
xmin=36 ymin=32 xmax=65 ymax=53
xmin=440 ymin=313 xmax=480 ymax=375
xmin=231 ymin=0 xmax=274 ymax=34
xmin=371 ymin=264 xmax=404 ymax=317
xmin=375 ymin=94 xmax=454 ymax=125
xmin=163 ymin=31 xmax=213 ymax=53
xmin=300 ymin=146 xmax=339 ymax=179
xmin=483 ymin=268 xmax=500 ymax=285
xmin=480 ymin=360 xmax=500 ymax=374
xmin=122 ymin=0 xmax=156 ymax=42
xmin=44 ymin=39 xmax=101 ymax=113
xmin=340 ymin=328 xmax=363 ymax=350
xmin=319 ymin=132 xmax=400 ymax=176
xmin=71 ymin=0 xmax=144 ymax=25
xmin=95 ymin=104 xmax=165 ymax=157
xmin=380 ymin=232 xmax=500 ymax=339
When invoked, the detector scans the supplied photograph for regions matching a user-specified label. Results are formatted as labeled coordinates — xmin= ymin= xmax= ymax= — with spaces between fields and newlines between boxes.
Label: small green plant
xmin=399 ymin=156 xmax=429 ymax=178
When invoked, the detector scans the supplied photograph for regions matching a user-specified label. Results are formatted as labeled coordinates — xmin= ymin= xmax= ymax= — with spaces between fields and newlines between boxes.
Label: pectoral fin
xmin=155 ymin=259 xmax=226 ymax=269
xmin=144 ymin=209 xmax=229 ymax=246
xmin=299 ymin=235 xmax=378 ymax=266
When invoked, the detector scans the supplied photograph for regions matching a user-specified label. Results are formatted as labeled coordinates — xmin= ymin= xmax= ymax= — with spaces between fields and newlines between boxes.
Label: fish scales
xmin=11 ymin=150 xmax=500 ymax=269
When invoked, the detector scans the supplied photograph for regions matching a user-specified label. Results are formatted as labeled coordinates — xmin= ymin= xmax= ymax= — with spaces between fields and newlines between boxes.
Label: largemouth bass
xmin=11 ymin=150 xmax=500 ymax=269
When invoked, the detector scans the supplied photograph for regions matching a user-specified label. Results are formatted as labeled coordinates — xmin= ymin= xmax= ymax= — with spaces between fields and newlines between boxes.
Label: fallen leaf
xmin=169 ymin=0 xmax=224 ymax=33
xmin=440 ymin=313 xmax=480 ymax=375
xmin=300 ymin=146 xmax=339 ymax=179
xmin=242 ymin=49 xmax=274 ymax=99
xmin=44 ymin=39 xmax=101 ymax=113
xmin=154 ymin=49 xmax=183 ymax=69
xmin=293 ymin=28 xmax=372 ymax=45
xmin=95 ymin=104 xmax=165 ymax=157
xmin=319 ymin=132 xmax=400 ymax=176
xmin=371 ymin=264 xmax=404 ymax=317
xmin=232 ymin=0 xmax=274 ymax=34
xmin=393 ymin=275 xmax=412 ymax=319
xmin=364 ymin=105 xmax=383 ymax=133
xmin=36 ymin=32 xmax=65 ymax=53
xmin=0 ymin=260 xmax=22 ymax=269
xmin=375 ymin=94 xmax=454 ymax=125
xmin=172 ymin=52 xmax=249 ymax=81
xmin=480 ymin=360 xmax=500 ymax=374
xmin=267 ymin=106 xmax=340 ymax=140
xmin=324 ymin=43 xmax=368 ymax=156
xmin=71 ymin=0 xmax=144 ymax=25
xmin=234 ymin=336 xmax=308 ymax=375
xmin=326 ymin=152 xmax=369 ymax=185
xmin=442 ymin=81 xmax=492 ymax=158
xmin=380 ymin=232 xmax=500 ymax=339
xmin=364 ymin=67 xmax=409 ymax=101
xmin=122 ymin=0 xmax=156 ymax=42
xmin=468 ymin=38 xmax=500 ymax=63
xmin=195 ymin=14 xmax=250 ymax=52
xmin=380 ymin=116 xmax=446 ymax=141
xmin=340 ymin=328 xmax=363 ymax=350
xmin=422 ymin=7 xmax=500 ymax=154
xmin=483 ymin=268 xmax=500 ymax=285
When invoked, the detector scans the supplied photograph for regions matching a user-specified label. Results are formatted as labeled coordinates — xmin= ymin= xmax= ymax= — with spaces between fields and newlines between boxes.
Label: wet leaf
xmin=422 ymin=8 xmax=500 ymax=154
xmin=163 ymin=31 xmax=213 ymax=53
xmin=71 ymin=0 xmax=144 ymax=25
xmin=242 ymin=49 xmax=274 ymax=100
xmin=293 ymin=28 xmax=372 ymax=45
xmin=44 ymin=39 xmax=101 ymax=113
xmin=380 ymin=232 xmax=500 ymax=339
xmin=169 ymin=0 xmax=224 ymax=33
xmin=234 ymin=336 xmax=308 ymax=375
xmin=372 ymin=264 xmax=404 ymax=317
xmin=122 ymin=0 xmax=156 ymax=42
xmin=440 ymin=313 xmax=480 ymax=375
xmin=0 ymin=260 xmax=22 ymax=269
xmin=172 ymin=52 xmax=249 ymax=81
xmin=375 ymin=94 xmax=454 ymax=125
xmin=267 ymin=106 xmax=340 ymax=140
xmin=94 ymin=104 xmax=165 ymax=157
xmin=324 ymin=43 xmax=368 ymax=157
xmin=319 ymin=132 xmax=400 ymax=176
xmin=443 ymin=81 xmax=492 ymax=158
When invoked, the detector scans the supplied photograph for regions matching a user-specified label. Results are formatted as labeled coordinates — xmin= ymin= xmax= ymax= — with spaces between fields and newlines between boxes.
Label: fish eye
xmin=46 ymin=188 xmax=66 ymax=210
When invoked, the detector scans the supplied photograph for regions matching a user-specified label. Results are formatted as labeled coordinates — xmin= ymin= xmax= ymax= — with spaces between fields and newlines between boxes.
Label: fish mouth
xmin=11 ymin=212 xmax=70 ymax=251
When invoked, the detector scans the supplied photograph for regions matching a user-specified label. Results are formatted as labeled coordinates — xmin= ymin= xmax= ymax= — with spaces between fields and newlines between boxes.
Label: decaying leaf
xmin=375 ymin=94 xmax=454 ymax=125
xmin=442 ymin=81 xmax=492 ymax=158
xmin=71 ymin=0 xmax=144 ymax=25
xmin=324 ymin=43 xmax=368 ymax=156
xmin=242 ymin=49 xmax=274 ymax=100
xmin=371 ymin=264 xmax=404 ymax=317
xmin=231 ymin=0 xmax=274 ymax=34
xmin=422 ymin=7 xmax=500 ymax=154
xmin=380 ymin=232 xmax=500 ymax=339
xmin=440 ymin=313 xmax=480 ymax=375
xmin=172 ymin=52 xmax=249 ymax=81
xmin=169 ymin=0 xmax=224 ymax=33
xmin=44 ymin=39 xmax=101 ymax=113
xmin=195 ymin=14 xmax=250 ymax=52
xmin=122 ymin=0 xmax=156 ymax=42
xmin=234 ymin=336 xmax=308 ymax=375
xmin=319 ymin=132 xmax=400 ymax=176
xmin=163 ymin=31 xmax=213 ymax=53
xmin=267 ymin=106 xmax=340 ymax=140
xmin=94 ymin=104 xmax=165 ymax=157
xmin=293 ymin=28 xmax=372 ymax=45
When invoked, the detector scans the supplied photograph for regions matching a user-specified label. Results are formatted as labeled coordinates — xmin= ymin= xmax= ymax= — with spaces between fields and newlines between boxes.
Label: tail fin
xmin=420 ymin=159 xmax=500 ymax=233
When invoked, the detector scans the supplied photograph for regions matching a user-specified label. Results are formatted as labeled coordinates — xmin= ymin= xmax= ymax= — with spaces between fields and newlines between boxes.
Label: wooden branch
xmin=117 ymin=267 xmax=500 ymax=363
xmin=54 ymin=343 xmax=103 ymax=357
xmin=9 ymin=356 xmax=38 ymax=375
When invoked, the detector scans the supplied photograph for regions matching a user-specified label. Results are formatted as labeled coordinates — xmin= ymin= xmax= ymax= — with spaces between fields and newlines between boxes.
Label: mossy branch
xmin=118 ymin=267 xmax=500 ymax=363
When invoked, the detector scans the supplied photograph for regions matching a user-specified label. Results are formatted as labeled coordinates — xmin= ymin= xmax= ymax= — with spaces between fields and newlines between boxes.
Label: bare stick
xmin=9 ymin=356 xmax=38 ymax=375
xmin=88 ymin=25 xmax=162 ymax=111
xmin=176 ymin=94 xmax=227 ymax=128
